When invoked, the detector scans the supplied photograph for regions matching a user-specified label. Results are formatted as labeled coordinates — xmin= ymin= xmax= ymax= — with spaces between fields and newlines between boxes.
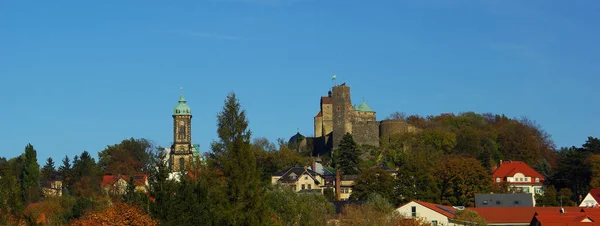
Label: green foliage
xmin=71 ymin=151 xmax=101 ymax=197
xmin=58 ymin=155 xmax=72 ymax=194
xmin=350 ymin=168 xmax=396 ymax=202
xmin=323 ymin=187 xmax=336 ymax=201
xmin=265 ymin=185 xmax=334 ymax=226
xmin=535 ymin=186 xmax=559 ymax=207
xmin=21 ymin=144 xmax=41 ymax=204
xmin=209 ymin=92 xmax=268 ymax=225
xmin=438 ymin=157 xmax=491 ymax=207
xmin=335 ymin=133 xmax=361 ymax=175
xmin=454 ymin=209 xmax=488 ymax=226
xmin=0 ymin=157 xmax=23 ymax=219
xmin=395 ymin=149 xmax=442 ymax=205
xmin=41 ymin=157 xmax=55 ymax=182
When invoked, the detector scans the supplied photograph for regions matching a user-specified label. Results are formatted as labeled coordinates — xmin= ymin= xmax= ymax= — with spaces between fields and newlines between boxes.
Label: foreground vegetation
xmin=0 ymin=92 xmax=598 ymax=225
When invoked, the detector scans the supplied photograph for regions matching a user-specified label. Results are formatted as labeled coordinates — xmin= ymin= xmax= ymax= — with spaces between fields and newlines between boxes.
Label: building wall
xmin=314 ymin=115 xmax=323 ymax=137
xmin=379 ymin=119 xmax=420 ymax=138
xmin=396 ymin=201 xmax=453 ymax=226
xmin=322 ymin=103 xmax=333 ymax=138
xmin=352 ymin=120 xmax=380 ymax=147
xmin=332 ymin=85 xmax=353 ymax=148
xmin=579 ymin=193 xmax=599 ymax=207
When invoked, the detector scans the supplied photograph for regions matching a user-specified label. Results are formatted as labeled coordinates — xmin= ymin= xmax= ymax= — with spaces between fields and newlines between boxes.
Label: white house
xmin=579 ymin=188 xmax=600 ymax=208
xmin=396 ymin=201 xmax=458 ymax=226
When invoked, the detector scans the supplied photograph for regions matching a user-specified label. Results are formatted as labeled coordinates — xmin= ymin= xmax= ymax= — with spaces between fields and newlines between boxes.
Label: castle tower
xmin=170 ymin=90 xmax=196 ymax=172
xmin=332 ymin=84 xmax=353 ymax=148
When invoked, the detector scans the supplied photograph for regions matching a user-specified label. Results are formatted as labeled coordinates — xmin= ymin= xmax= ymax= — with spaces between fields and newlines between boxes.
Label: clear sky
xmin=1 ymin=0 xmax=599 ymax=166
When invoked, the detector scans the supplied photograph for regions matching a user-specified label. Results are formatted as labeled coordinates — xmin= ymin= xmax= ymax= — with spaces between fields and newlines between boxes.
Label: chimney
xmin=500 ymin=160 xmax=503 ymax=165
xmin=560 ymin=208 xmax=565 ymax=214
xmin=312 ymin=159 xmax=316 ymax=172
xmin=336 ymin=169 xmax=341 ymax=201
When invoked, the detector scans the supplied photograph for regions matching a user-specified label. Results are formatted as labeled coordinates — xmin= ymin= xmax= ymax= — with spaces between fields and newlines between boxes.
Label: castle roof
xmin=321 ymin=96 xmax=332 ymax=105
xmin=355 ymin=100 xmax=374 ymax=112
xmin=315 ymin=110 xmax=323 ymax=118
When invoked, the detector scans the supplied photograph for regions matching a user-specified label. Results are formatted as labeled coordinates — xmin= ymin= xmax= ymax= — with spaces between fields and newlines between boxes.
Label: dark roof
xmin=274 ymin=166 xmax=321 ymax=184
xmin=475 ymin=193 xmax=534 ymax=207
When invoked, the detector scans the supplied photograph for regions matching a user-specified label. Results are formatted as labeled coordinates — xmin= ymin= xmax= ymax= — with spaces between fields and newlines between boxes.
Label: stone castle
xmin=289 ymin=83 xmax=419 ymax=154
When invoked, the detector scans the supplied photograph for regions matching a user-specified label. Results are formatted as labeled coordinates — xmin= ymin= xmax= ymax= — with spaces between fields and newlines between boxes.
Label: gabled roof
xmin=532 ymin=210 xmax=600 ymax=226
xmin=315 ymin=110 xmax=323 ymax=118
xmin=470 ymin=207 xmax=582 ymax=224
xmin=101 ymin=174 xmax=147 ymax=186
xmin=492 ymin=160 xmax=545 ymax=184
xmin=587 ymin=188 xmax=600 ymax=204
xmin=354 ymin=100 xmax=374 ymax=112
xmin=273 ymin=166 xmax=321 ymax=184
xmin=398 ymin=200 xmax=457 ymax=218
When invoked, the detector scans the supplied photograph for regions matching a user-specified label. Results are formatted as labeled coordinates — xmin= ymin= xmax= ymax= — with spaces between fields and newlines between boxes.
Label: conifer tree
xmin=21 ymin=144 xmax=41 ymax=203
xmin=59 ymin=155 xmax=72 ymax=193
xmin=41 ymin=157 xmax=55 ymax=182
xmin=335 ymin=133 xmax=361 ymax=175
xmin=210 ymin=92 xmax=267 ymax=225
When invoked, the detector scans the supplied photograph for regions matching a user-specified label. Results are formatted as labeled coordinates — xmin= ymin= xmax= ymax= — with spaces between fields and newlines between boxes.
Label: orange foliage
xmin=70 ymin=202 xmax=157 ymax=226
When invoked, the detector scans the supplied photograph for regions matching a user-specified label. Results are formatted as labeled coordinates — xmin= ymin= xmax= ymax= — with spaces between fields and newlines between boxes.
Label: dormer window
xmin=535 ymin=178 xmax=540 ymax=183
xmin=496 ymin=178 xmax=500 ymax=183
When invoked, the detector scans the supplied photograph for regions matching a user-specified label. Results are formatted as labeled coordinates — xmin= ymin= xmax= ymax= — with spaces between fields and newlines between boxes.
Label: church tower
xmin=170 ymin=90 xmax=195 ymax=172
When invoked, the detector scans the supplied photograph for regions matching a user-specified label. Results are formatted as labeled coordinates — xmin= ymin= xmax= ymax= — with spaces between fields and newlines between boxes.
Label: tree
xmin=58 ymin=155 xmax=72 ymax=193
xmin=454 ymin=209 xmax=488 ymax=226
xmin=98 ymin=138 xmax=153 ymax=176
xmin=21 ymin=144 xmax=41 ymax=204
xmin=71 ymin=151 xmax=101 ymax=197
xmin=386 ymin=111 xmax=407 ymax=120
xmin=41 ymin=157 xmax=56 ymax=182
xmin=209 ymin=92 xmax=268 ymax=225
xmin=350 ymin=168 xmax=396 ymax=202
xmin=395 ymin=149 xmax=442 ymax=205
xmin=535 ymin=186 xmax=559 ymax=207
xmin=70 ymin=202 xmax=157 ymax=226
xmin=335 ymin=133 xmax=361 ymax=175
xmin=266 ymin=185 xmax=334 ymax=226
xmin=438 ymin=157 xmax=491 ymax=206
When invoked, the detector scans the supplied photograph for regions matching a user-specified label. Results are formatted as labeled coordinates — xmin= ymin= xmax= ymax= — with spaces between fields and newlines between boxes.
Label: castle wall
xmin=332 ymin=85 xmax=353 ymax=148
xmin=314 ymin=115 xmax=323 ymax=137
xmin=322 ymin=103 xmax=333 ymax=138
xmin=379 ymin=119 xmax=420 ymax=138
xmin=352 ymin=121 xmax=380 ymax=147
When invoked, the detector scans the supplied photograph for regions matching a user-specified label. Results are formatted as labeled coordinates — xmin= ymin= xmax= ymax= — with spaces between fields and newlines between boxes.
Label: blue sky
xmin=1 ymin=0 xmax=599 ymax=165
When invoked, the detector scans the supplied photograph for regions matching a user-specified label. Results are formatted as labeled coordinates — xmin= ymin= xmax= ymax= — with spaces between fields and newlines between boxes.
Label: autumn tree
xmin=395 ymin=148 xmax=442 ymax=205
xmin=98 ymin=138 xmax=153 ymax=176
xmin=438 ymin=157 xmax=491 ymax=206
xmin=0 ymin=157 xmax=23 ymax=221
xmin=58 ymin=155 xmax=72 ymax=194
xmin=209 ymin=92 xmax=268 ymax=225
xmin=70 ymin=202 xmax=157 ymax=226
xmin=266 ymin=185 xmax=334 ymax=225
xmin=335 ymin=133 xmax=361 ymax=175
xmin=454 ymin=209 xmax=488 ymax=226
xmin=71 ymin=151 xmax=101 ymax=197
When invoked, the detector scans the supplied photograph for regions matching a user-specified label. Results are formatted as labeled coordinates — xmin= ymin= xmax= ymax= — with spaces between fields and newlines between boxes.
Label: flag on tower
xmin=332 ymin=74 xmax=337 ymax=81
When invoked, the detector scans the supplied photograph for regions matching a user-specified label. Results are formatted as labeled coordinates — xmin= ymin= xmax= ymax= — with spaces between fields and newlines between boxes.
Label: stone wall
xmin=352 ymin=121 xmax=380 ymax=147
xmin=332 ymin=85 xmax=353 ymax=149
xmin=379 ymin=119 xmax=420 ymax=138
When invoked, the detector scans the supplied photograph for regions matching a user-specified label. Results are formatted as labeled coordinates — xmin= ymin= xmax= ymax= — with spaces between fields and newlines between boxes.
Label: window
xmin=496 ymin=200 xmax=501 ymax=205
xmin=308 ymin=184 xmax=311 ymax=190
xmin=483 ymin=200 xmax=488 ymax=205
xmin=411 ymin=206 xmax=417 ymax=217
xmin=515 ymin=200 xmax=520 ymax=205
xmin=535 ymin=178 xmax=540 ymax=183
xmin=432 ymin=220 xmax=438 ymax=226
xmin=305 ymin=176 xmax=308 ymax=180
xmin=496 ymin=178 xmax=501 ymax=183
xmin=525 ymin=178 xmax=529 ymax=182
xmin=301 ymin=184 xmax=305 ymax=190
xmin=179 ymin=158 xmax=185 ymax=171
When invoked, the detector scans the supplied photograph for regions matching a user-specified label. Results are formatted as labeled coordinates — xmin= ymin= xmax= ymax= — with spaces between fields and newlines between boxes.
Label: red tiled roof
xmin=470 ymin=207 xmax=582 ymax=224
xmin=101 ymin=174 xmax=147 ymax=186
xmin=492 ymin=161 xmax=545 ymax=184
xmin=315 ymin=110 xmax=323 ymax=118
xmin=587 ymin=188 xmax=600 ymax=204
xmin=533 ymin=211 xmax=600 ymax=226
xmin=413 ymin=201 xmax=456 ymax=218
xmin=321 ymin=96 xmax=332 ymax=105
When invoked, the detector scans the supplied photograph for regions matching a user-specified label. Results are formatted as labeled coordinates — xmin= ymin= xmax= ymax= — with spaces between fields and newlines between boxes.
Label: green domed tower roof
xmin=173 ymin=93 xmax=192 ymax=115
xmin=355 ymin=99 xmax=374 ymax=112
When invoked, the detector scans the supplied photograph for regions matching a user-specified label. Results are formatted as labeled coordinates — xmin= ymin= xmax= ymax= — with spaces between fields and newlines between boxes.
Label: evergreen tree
xmin=334 ymin=133 xmax=361 ymax=175
xmin=58 ymin=155 xmax=72 ymax=193
xmin=21 ymin=144 xmax=41 ymax=203
xmin=41 ymin=157 xmax=55 ymax=182
xmin=209 ymin=92 xmax=267 ymax=225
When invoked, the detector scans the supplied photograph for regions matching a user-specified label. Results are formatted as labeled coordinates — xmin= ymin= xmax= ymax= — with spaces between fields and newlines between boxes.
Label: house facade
xmin=395 ymin=200 xmax=458 ymax=226
xmin=492 ymin=160 xmax=545 ymax=205
xmin=579 ymin=188 xmax=600 ymax=208
xmin=271 ymin=166 xmax=334 ymax=192
xmin=101 ymin=174 xmax=148 ymax=196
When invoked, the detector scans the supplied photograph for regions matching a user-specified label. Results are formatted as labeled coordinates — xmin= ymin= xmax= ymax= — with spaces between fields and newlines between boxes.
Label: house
xmin=395 ymin=200 xmax=460 ymax=226
xmin=470 ymin=206 xmax=582 ymax=226
xmin=530 ymin=209 xmax=600 ymax=226
xmin=41 ymin=172 xmax=63 ymax=197
xmin=580 ymin=188 xmax=600 ymax=208
xmin=271 ymin=165 xmax=333 ymax=192
xmin=493 ymin=160 xmax=545 ymax=205
xmin=101 ymin=174 xmax=148 ymax=195
xmin=475 ymin=193 xmax=534 ymax=207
